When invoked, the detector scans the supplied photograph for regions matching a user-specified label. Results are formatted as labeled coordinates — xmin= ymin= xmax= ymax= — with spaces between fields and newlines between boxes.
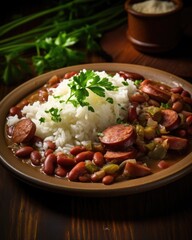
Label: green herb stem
xmin=0 ymin=0 xmax=91 ymax=36
xmin=0 ymin=0 xmax=126 ymax=85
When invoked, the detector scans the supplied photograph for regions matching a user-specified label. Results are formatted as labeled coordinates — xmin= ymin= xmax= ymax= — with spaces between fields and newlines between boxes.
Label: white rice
xmin=7 ymin=70 xmax=137 ymax=150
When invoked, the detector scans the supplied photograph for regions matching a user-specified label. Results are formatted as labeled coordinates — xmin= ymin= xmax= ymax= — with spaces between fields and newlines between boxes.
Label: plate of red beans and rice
xmin=0 ymin=63 xmax=192 ymax=197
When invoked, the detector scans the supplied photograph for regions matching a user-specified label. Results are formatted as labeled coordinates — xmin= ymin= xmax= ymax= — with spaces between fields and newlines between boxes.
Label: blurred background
xmin=0 ymin=0 xmax=191 ymax=85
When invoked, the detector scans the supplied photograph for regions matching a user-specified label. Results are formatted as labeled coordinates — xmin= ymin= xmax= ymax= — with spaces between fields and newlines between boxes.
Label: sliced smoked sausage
xmin=161 ymin=135 xmax=188 ymax=150
xmin=104 ymin=148 xmax=137 ymax=163
xmin=118 ymin=71 xmax=144 ymax=81
xmin=12 ymin=118 xmax=36 ymax=143
xmin=124 ymin=161 xmax=152 ymax=178
xmin=140 ymin=79 xmax=171 ymax=103
xmin=160 ymin=109 xmax=180 ymax=131
xmin=99 ymin=124 xmax=136 ymax=149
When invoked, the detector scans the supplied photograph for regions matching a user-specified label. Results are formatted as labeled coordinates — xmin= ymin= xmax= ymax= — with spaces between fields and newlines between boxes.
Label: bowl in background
xmin=125 ymin=0 xmax=183 ymax=53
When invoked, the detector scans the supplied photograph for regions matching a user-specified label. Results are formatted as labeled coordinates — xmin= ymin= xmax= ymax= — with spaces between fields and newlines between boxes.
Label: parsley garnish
xmin=106 ymin=97 xmax=114 ymax=104
xmin=134 ymin=80 xmax=143 ymax=87
xmin=160 ymin=102 xmax=171 ymax=109
xmin=122 ymin=81 xmax=129 ymax=86
xmin=66 ymin=70 xmax=118 ymax=111
xmin=116 ymin=118 xmax=125 ymax=124
xmin=45 ymin=107 xmax=62 ymax=122
xmin=39 ymin=117 xmax=45 ymax=123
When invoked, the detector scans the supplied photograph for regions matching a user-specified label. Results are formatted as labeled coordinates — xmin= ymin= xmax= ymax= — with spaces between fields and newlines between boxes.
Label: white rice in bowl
xmin=7 ymin=70 xmax=137 ymax=151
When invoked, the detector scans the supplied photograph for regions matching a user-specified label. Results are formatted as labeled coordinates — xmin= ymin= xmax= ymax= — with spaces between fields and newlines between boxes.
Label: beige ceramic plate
xmin=0 ymin=63 xmax=192 ymax=197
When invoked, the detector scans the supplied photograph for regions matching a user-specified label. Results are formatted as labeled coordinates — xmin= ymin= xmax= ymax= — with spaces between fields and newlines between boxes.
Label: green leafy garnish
xmin=134 ymin=80 xmax=143 ymax=87
xmin=39 ymin=117 xmax=45 ymax=123
xmin=45 ymin=107 xmax=62 ymax=122
xmin=106 ymin=97 xmax=114 ymax=104
xmin=116 ymin=118 xmax=125 ymax=124
xmin=0 ymin=1 xmax=126 ymax=85
xmin=160 ymin=102 xmax=171 ymax=109
xmin=118 ymin=103 xmax=126 ymax=111
xmin=122 ymin=81 xmax=129 ymax=86
xmin=66 ymin=70 xmax=118 ymax=111
xmin=33 ymin=32 xmax=85 ymax=74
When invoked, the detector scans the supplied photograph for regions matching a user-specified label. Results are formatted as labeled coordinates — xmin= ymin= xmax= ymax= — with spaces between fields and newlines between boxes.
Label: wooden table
xmin=1 ymin=4 xmax=192 ymax=240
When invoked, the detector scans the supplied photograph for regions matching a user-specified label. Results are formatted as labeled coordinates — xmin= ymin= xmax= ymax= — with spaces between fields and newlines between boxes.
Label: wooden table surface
xmin=1 ymin=3 xmax=192 ymax=240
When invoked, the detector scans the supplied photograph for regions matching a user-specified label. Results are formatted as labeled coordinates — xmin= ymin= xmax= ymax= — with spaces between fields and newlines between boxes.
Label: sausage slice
xmin=140 ymin=79 xmax=171 ymax=103
xmin=118 ymin=71 xmax=144 ymax=81
xmin=104 ymin=148 xmax=137 ymax=163
xmin=99 ymin=124 xmax=136 ymax=149
xmin=161 ymin=109 xmax=180 ymax=131
xmin=161 ymin=135 xmax=188 ymax=150
xmin=12 ymin=118 xmax=36 ymax=143
xmin=124 ymin=161 xmax=152 ymax=178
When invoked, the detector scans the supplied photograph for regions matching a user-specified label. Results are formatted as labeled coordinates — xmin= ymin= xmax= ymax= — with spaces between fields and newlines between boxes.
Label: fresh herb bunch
xmin=0 ymin=0 xmax=126 ymax=85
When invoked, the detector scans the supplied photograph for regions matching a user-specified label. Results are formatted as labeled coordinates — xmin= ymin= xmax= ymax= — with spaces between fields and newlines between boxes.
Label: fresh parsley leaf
xmin=122 ymin=81 xmax=129 ymax=86
xmin=45 ymin=107 xmax=62 ymax=122
xmin=106 ymin=97 xmax=114 ymax=104
xmin=66 ymin=70 xmax=118 ymax=111
xmin=39 ymin=117 xmax=45 ymax=123
xmin=88 ymin=86 xmax=105 ymax=97
xmin=160 ymin=102 xmax=171 ymax=109
xmin=134 ymin=80 xmax=143 ymax=87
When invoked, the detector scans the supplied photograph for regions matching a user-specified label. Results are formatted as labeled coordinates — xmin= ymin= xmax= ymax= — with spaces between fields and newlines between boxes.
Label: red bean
xmin=174 ymin=129 xmax=187 ymax=138
xmin=172 ymin=101 xmax=183 ymax=112
xmin=55 ymin=165 xmax=67 ymax=177
xmin=157 ymin=160 xmax=170 ymax=169
xmin=44 ymin=149 xmax=54 ymax=157
xmin=91 ymin=170 xmax=105 ymax=182
xmin=130 ymin=93 xmax=147 ymax=103
xmin=64 ymin=71 xmax=77 ymax=79
xmin=70 ymin=145 xmax=86 ymax=156
xmin=170 ymin=86 xmax=183 ymax=94
xmin=16 ymin=99 xmax=29 ymax=109
xmin=30 ymin=150 xmax=42 ymax=166
xmin=93 ymin=152 xmax=105 ymax=167
xmin=57 ymin=154 xmax=76 ymax=167
xmin=44 ymin=140 xmax=56 ymax=150
xmin=182 ymin=96 xmax=192 ymax=105
xmin=43 ymin=153 xmax=57 ymax=175
xmin=9 ymin=106 xmax=22 ymax=117
xmin=102 ymin=175 xmax=114 ymax=185
xmin=47 ymin=75 xmax=60 ymax=87
xmin=15 ymin=146 xmax=34 ymax=158
xmin=181 ymin=90 xmax=191 ymax=98
xmin=28 ymin=93 xmax=39 ymax=103
xmin=127 ymin=105 xmax=137 ymax=123
xmin=74 ymin=151 xmax=94 ymax=163
xmin=78 ymin=174 xmax=91 ymax=182
xmin=186 ymin=115 xmax=192 ymax=126
xmin=38 ymin=89 xmax=48 ymax=102
xmin=68 ymin=162 xmax=86 ymax=181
